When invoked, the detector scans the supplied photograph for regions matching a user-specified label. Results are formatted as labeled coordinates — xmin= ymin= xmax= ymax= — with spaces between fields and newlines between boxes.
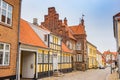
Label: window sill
xmin=0 ymin=22 xmax=12 ymax=29
xmin=0 ymin=65 xmax=10 ymax=69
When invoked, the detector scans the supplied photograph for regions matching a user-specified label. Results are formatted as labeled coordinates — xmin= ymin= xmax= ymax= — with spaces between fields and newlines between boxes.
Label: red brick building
xmin=41 ymin=7 xmax=87 ymax=71
xmin=0 ymin=0 xmax=21 ymax=79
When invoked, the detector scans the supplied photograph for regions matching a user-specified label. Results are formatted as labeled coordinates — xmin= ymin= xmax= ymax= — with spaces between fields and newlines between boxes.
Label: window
xmin=0 ymin=42 xmax=10 ymax=66
xmin=49 ymin=55 xmax=52 ymax=63
xmin=50 ymin=35 xmax=53 ymax=43
xmin=58 ymin=55 xmax=60 ymax=63
xmin=44 ymin=35 xmax=47 ymax=42
xmin=76 ymin=42 xmax=81 ymax=50
xmin=77 ymin=54 xmax=82 ymax=62
xmin=0 ymin=0 xmax=13 ymax=26
xmin=44 ymin=54 xmax=48 ymax=63
xmin=38 ymin=53 xmax=43 ymax=63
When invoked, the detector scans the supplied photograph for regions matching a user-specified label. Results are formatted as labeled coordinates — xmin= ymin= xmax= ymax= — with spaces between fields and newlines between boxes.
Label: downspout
xmin=48 ymin=34 xmax=50 ymax=77
xmin=16 ymin=0 xmax=22 ymax=80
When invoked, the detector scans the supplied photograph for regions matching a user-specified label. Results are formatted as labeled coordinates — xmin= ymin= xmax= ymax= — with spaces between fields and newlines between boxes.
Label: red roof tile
xmin=20 ymin=19 xmax=47 ymax=48
xmin=62 ymin=24 xmax=76 ymax=40
xmin=69 ymin=24 xmax=86 ymax=35
xmin=62 ymin=42 xmax=72 ymax=53
xmin=114 ymin=12 xmax=120 ymax=17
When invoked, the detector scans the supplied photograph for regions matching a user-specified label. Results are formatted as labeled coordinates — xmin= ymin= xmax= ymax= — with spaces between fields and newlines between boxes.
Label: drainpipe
xmin=48 ymin=34 xmax=50 ymax=77
xmin=16 ymin=0 xmax=22 ymax=80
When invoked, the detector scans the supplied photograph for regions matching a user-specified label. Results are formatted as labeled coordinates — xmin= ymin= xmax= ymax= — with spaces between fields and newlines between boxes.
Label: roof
xmin=62 ymin=24 xmax=76 ymax=40
xmin=39 ymin=25 xmax=50 ymax=32
xmin=114 ymin=12 xmax=120 ymax=17
xmin=69 ymin=24 xmax=86 ymax=35
xmin=20 ymin=19 xmax=48 ymax=48
xmin=97 ymin=50 xmax=102 ymax=55
xmin=103 ymin=51 xmax=117 ymax=58
xmin=87 ymin=41 xmax=97 ymax=48
xmin=62 ymin=42 xmax=72 ymax=53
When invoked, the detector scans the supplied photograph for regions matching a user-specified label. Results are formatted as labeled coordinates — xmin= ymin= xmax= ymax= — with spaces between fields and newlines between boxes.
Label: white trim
xmin=20 ymin=46 xmax=38 ymax=79
xmin=0 ymin=42 xmax=10 ymax=66
xmin=20 ymin=48 xmax=37 ymax=52
xmin=0 ymin=0 xmax=13 ymax=26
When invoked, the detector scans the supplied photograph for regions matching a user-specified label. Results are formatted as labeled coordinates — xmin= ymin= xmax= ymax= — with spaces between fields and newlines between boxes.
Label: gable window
xmin=0 ymin=0 xmax=13 ymax=26
xmin=44 ymin=34 xmax=47 ymax=42
xmin=0 ymin=42 xmax=10 ymax=66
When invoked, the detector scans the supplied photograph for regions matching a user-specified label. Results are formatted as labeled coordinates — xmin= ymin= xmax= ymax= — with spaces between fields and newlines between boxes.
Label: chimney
xmin=64 ymin=17 xmax=67 ymax=25
xmin=33 ymin=18 xmax=38 ymax=26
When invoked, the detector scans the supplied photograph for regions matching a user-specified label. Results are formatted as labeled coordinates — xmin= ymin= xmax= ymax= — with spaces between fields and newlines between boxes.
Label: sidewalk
xmin=107 ymin=71 xmax=119 ymax=80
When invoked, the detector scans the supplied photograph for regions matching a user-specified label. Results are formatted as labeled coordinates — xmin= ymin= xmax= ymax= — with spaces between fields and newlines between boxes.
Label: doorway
xmin=21 ymin=51 xmax=35 ymax=79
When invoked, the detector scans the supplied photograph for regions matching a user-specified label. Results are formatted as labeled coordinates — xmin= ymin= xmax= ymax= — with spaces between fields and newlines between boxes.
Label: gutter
xmin=16 ymin=0 xmax=22 ymax=80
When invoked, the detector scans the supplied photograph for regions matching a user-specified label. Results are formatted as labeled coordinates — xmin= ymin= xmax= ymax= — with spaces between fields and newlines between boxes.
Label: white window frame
xmin=0 ymin=42 xmax=10 ymax=66
xmin=38 ymin=53 xmax=43 ymax=63
xmin=0 ymin=0 xmax=13 ymax=26
xmin=44 ymin=54 xmax=48 ymax=63
xmin=77 ymin=54 xmax=82 ymax=62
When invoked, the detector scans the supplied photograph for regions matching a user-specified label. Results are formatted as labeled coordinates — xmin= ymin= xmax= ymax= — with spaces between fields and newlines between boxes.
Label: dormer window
xmin=0 ymin=0 xmax=13 ymax=26
xmin=44 ymin=34 xmax=47 ymax=42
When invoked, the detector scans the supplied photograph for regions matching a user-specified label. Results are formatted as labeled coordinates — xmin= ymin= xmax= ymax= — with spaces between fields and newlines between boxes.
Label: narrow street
xmin=41 ymin=67 xmax=110 ymax=80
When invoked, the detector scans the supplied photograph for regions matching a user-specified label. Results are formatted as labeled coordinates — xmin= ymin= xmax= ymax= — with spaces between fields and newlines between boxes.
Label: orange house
xmin=0 ymin=0 xmax=21 ymax=79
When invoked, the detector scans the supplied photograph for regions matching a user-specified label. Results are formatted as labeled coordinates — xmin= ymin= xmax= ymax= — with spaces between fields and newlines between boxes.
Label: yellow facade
xmin=87 ymin=42 xmax=97 ymax=69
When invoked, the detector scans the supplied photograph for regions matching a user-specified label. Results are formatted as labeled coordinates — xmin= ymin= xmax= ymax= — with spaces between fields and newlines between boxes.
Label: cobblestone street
xmin=40 ymin=68 xmax=110 ymax=80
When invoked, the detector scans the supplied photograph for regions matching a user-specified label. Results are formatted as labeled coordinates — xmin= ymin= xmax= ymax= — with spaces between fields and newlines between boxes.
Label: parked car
xmin=99 ymin=65 xmax=105 ymax=69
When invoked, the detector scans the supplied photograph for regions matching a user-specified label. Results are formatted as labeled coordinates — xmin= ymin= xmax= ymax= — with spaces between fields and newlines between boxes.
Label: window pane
xmin=5 ymin=44 xmax=9 ymax=50
xmin=2 ymin=1 xmax=7 ymax=9
xmin=7 ymin=12 xmax=12 ymax=24
xmin=0 ymin=44 xmax=4 ymax=50
xmin=8 ymin=5 xmax=12 ymax=12
xmin=38 ymin=54 xmax=42 ymax=63
xmin=1 ymin=9 xmax=6 ymax=22
xmin=4 ymin=52 xmax=9 ymax=65
xmin=0 ymin=52 xmax=3 ymax=64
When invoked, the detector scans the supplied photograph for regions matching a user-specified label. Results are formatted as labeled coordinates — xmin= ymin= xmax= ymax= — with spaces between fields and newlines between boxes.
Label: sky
xmin=21 ymin=0 xmax=120 ymax=53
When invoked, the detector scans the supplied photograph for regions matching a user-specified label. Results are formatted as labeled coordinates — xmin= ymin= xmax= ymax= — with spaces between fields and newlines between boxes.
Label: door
xmin=53 ymin=53 xmax=58 ymax=71
xmin=22 ymin=52 xmax=35 ymax=78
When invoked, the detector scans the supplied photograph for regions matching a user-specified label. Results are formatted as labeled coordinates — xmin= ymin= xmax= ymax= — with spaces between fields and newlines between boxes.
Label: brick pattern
xmin=0 ymin=0 xmax=21 ymax=78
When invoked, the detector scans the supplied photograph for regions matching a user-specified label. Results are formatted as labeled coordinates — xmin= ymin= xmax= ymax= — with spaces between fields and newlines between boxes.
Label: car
xmin=99 ymin=65 xmax=105 ymax=69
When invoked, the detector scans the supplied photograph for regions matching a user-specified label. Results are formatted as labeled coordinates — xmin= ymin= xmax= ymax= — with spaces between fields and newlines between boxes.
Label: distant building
xmin=96 ymin=50 xmax=103 ymax=67
xmin=87 ymin=41 xmax=97 ymax=69
xmin=0 ymin=0 xmax=21 ymax=79
xmin=103 ymin=50 xmax=117 ymax=66
xmin=41 ymin=7 xmax=87 ymax=71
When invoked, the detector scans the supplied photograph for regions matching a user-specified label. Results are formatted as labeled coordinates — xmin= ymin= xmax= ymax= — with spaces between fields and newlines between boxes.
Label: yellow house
xmin=87 ymin=41 xmax=97 ymax=69
xmin=96 ymin=50 xmax=103 ymax=67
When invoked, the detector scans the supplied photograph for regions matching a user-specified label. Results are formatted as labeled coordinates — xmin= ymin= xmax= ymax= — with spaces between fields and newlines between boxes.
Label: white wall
xmin=29 ymin=23 xmax=50 ymax=46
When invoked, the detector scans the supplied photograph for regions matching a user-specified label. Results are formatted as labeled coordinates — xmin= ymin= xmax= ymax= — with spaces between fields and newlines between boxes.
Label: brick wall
xmin=0 ymin=0 xmax=21 ymax=78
